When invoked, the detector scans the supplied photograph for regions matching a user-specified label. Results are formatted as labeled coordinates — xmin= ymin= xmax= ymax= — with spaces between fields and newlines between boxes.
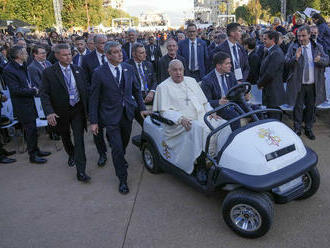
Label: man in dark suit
xmin=3 ymin=46 xmax=51 ymax=164
xmin=145 ymin=35 xmax=162 ymax=73
xmin=285 ymin=25 xmax=329 ymax=140
xmin=158 ymin=38 xmax=187 ymax=83
xmin=89 ymin=41 xmax=149 ymax=194
xmin=81 ymin=34 xmax=108 ymax=167
xmin=201 ymin=51 xmax=240 ymax=130
xmin=178 ymin=23 xmax=209 ymax=82
xmin=72 ymin=36 xmax=90 ymax=66
xmin=207 ymin=33 xmax=227 ymax=55
xmin=40 ymin=44 xmax=91 ymax=183
xmin=210 ymin=23 xmax=250 ymax=82
xmin=243 ymin=38 xmax=261 ymax=85
xmin=122 ymin=29 xmax=137 ymax=60
xmin=257 ymin=30 xmax=286 ymax=120
xmin=126 ymin=43 xmax=157 ymax=126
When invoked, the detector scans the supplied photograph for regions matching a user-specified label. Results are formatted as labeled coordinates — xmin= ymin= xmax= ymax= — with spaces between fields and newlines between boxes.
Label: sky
xmin=123 ymin=0 xmax=194 ymax=26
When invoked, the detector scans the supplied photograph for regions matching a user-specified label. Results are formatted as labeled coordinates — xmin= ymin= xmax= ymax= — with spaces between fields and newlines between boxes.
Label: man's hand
xmin=33 ymin=87 xmax=39 ymax=95
xmin=0 ymin=94 xmax=7 ymax=102
xmin=47 ymin=113 xmax=59 ymax=126
xmin=144 ymin=91 xmax=154 ymax=103
xmin=209 ymin=113 xmax=221 ymax=120
xmin=219 ymin=97 xmax=228 ymax=105
xmin=91 ymin=124 xmax=99 ymax=136
xmin=296 ymin=47 xmax=302 ymax=61
xmin=180 ymin=117 xmax=192 ymax=131
xmin=140 ymin=110 xmax=151 ymax=119
xmin=314 ymin=54 xmax=321 ymax=63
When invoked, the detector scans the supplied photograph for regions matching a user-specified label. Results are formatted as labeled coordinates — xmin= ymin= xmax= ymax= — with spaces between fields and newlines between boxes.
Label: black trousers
xmin=22 ymin=121 xmax=38 ymax=156
xmin=93 ymin=128 xmax=107 ymax=156
xmin=294 ymin=84 xmax=316 ymax=130
xmin=105 ymin=110 xmax=132 ymax=182
xmin=56 ymin=102 xmax=86 ymax=174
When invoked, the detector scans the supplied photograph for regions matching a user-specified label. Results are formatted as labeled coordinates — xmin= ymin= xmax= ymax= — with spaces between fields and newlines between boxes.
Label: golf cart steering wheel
xmin=226 ymin=82 xmax=251 ymax=102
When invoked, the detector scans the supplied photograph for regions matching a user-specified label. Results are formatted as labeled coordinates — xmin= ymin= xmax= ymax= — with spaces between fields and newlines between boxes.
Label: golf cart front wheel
xmin=222 ymin=189 xmax=274 ymax=238
xmin=142 ymin=143 xmax=162 ymax=174
xmin=296 ymin=167 xmax=320 ymax=200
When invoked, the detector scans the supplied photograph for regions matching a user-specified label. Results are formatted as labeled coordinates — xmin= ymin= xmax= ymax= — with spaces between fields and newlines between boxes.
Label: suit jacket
xmin=81 ymin=50 xmax=101 ymax=85
xmin=257 ymin=45 xmax=286 ymax=106
xmin=247 ymin=49 xmax=261 ymax=85
xmin=178 ymin=38 xmax=209 ymax=79
xmin=72 ymin=49 xmax=91 ymax=66
xmin=145 ymin=44 xmax=162 ymax=63
xmin=126 ymin=59 xmax=157 ymax=91
xmin=157 ymin=54 xmax=187 ymax=83
xmin=201 ymin=70 xmax=237 ymax=108
xmin=40 ymin=63 xmax=88 ymax=129
xmin=28 ymin=59 xmax=51 ymax=88
xmin=2 ymin=61 xmax=38 ymax=123
xmin=89 ymin=62 xmax=146 ymax=127
xmin=210 ymin=40 xmax=250 ymax=82
xmin=122 ymin=42 xmax=134 ymax=60
xmin=285 ymin=40 xmax=329 ymax=106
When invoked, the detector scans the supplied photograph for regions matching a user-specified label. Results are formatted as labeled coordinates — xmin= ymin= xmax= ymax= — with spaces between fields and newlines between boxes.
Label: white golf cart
xmin=132 ymin=83 xmax=320 ymax=238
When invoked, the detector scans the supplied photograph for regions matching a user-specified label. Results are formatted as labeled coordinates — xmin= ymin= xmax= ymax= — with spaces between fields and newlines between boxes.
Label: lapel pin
xmin=75 ymin=71 xmax=79 ymax=73
xmin=124 ymin=68 xmax=128 ymax=72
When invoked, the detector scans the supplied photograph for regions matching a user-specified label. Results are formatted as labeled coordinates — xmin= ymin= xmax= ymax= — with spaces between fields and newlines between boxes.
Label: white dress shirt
xmin=134 ymin=61 xmax=146 ymax=91
xmin=96 ymin=50 xmax=108 ymax=66
xmin=302 ymin=42 xmax=315 ymax=85
xmin=108 ymin=62 xmax=122 ymax=82
xmin=215 ymin=69 xmax=227 ymax=96
xmin=188 ymin=39 xmax=199 ymax=71
xmin=59 ymin=63 xmax=78 ymax=91
xmin=228 ymin=40 xmax=240 ymax=68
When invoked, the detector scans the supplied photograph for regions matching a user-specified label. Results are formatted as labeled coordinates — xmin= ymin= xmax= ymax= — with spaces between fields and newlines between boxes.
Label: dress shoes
xmin=294 ymin=128 xmax=301 ymax=136
xmin=0 ymin=156 xmax=16 ymax=164
xmin=97 ymin=154 xmax=107 ymax=167
xmin=77 ymin=172 xmax=91 ymax=183
xmin=305 ymin=129 xmax=315 ymax=140
xmin=0 ymin=148 xmax=16 ymax=156
xmin=37 ymin=150 xmax=51 ymax=157
xmin=68 ymin=156 xmax=75 ymax=167
xmin=119 ymin=181 xmax=129 ymax=194
xmin=29 ymin=155 xmax=47 ymax=164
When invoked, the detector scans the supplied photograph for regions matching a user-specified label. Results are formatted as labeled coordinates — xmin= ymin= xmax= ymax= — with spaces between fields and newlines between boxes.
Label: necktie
xmin=101 ymin=55 xmax=106 ymax=65
xmin=42 ymin=61 xmax=47 ymax=69
xmin=64 ymin=67 xmax=79 ymax=106
xmin=232 ymin=45 xmax=239 ymax=68
xmin=190 ymin=41 xmax=195 ymax=71
xmin=303 ymin=46 xmax=310 ymax=83
xmin=138 ymin=63 xmax=147 ymax=91
xmin=221 ymin=74 xmax=228 ymax=95
xmin=129 ymin=43 xmax=132 ymax=58
xmin=77 ymin=54 xmax=81 ymax=66
xmin=115 ymin=66 xmax=120 ymax=85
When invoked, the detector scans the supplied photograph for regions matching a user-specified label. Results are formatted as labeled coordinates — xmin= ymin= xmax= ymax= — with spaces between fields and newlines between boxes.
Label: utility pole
xmin=281 ymin=0 xmax=287 ymax=22
xmin=53 ymin=0 xmax=63 ymax=33
xmin=85 ymin=0 xmax=90 ymax=31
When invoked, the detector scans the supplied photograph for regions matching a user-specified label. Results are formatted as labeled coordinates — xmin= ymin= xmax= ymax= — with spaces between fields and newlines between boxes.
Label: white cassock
xmin=153 ymin=76 xmax=232 ymax=174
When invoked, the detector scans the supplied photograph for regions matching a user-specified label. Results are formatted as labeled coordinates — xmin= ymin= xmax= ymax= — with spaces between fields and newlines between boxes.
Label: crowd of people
xmin=0 ymin=12 xmax=329 ymax=193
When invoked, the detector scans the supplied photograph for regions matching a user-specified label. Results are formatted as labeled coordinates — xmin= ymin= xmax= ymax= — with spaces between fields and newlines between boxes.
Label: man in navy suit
xmin=81 ymin=34 xmax=108 ymax=167
xmin=72 ymin=36 xmax=90 ymax=66
xmin=122 ymin=29 xmax=137 ymax=60
xmin=145 ymin=35 xmax=162 ymax=73
xmin=89 ymin=41 xmax=149 ymax=194
xmin=126 ymin=43 xmax=157 ymax=126
xmin=201 ymin=51 xmax=241 ymax=130
xmin=210 ymin=23 xmax=250 ymax=82
xmin=178 ymin=23 xmax=209 ymax=82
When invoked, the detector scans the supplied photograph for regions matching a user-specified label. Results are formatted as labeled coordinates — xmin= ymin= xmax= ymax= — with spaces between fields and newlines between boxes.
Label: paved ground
xmin=1 ymin=112 xmax=330 ymax=248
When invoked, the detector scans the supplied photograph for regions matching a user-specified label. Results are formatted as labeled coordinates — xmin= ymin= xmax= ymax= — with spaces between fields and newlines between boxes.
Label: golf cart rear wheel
xmin=222 ymin=189 xmax=273 ymax=238
xmin=142 ymin=143 xmax=162 ymax=174
xmin=296 ymin=167 xmax=320 ymax=200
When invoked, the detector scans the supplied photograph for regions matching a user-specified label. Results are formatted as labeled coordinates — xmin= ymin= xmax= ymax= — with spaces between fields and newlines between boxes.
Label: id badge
xmin=151 ymin=55 xmax=155 ymax=61
xmin=234 ymin=68 xmax=243 ymax=81
xmin=69 ymin=95 xmax=75 ymax=100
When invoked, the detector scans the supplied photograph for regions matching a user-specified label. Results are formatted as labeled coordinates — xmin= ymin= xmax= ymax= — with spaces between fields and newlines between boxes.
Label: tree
xmin=235 ymin=5 xmax=253 ymax=25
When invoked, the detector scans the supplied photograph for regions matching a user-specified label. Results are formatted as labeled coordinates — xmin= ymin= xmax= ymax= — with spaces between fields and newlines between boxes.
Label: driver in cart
xmin=153 ymin=60 xmax=232 ymax=184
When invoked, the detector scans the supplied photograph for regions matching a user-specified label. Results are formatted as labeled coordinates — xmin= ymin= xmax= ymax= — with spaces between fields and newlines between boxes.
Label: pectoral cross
xmin=184 ymin=95 xmax=191 ymax=105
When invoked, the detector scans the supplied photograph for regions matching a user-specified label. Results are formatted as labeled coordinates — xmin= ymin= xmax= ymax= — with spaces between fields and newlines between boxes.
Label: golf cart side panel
xmin=219 ymin=121 xmax=307 ymax=176
xmin=216 ymin=147 xmax=318 ymax=191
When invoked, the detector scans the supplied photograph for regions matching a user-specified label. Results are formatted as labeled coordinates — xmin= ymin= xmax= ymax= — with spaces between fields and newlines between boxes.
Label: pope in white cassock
xmin=153 ymin=60 xmax=232 ymax=175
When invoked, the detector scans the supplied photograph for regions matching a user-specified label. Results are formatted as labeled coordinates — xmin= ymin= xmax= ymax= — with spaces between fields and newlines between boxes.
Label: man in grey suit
xmin=28 ymin=45 xmax=51 ymax=88
xmin=285 ymin=25 xmax=329 ymax=140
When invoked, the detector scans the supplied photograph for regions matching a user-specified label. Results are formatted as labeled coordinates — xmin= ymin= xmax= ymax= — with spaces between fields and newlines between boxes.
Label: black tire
xmin=142 ymin=142 xmax=162 ymax=174
xmin=222 ymin=189 xmax=274 ymax=238
xmin=296 ymin=167 xmax=320 ymax=200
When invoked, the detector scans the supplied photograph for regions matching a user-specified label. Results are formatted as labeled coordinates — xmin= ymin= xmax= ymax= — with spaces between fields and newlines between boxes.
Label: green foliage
xmin=235 ymin=5 xmax=254 ymax=25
